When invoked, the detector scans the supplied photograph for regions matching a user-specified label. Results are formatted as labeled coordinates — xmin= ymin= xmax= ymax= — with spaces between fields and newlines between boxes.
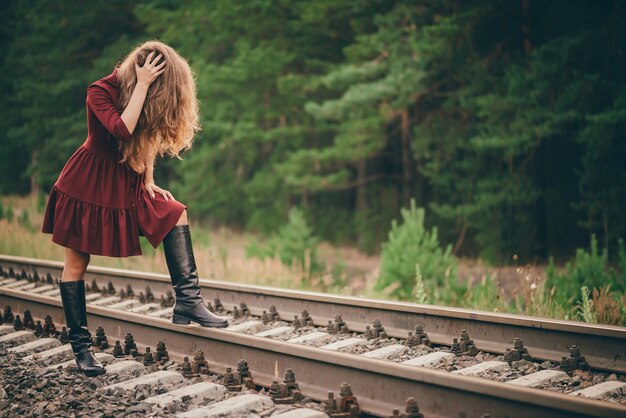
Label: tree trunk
xmin=356 ymin=157 xmax=368 ymax=248
xmin=30 ymin=151 xmax=39 ymax=197
xmin=400 ymin=108 xmax=413 ymax=206
xmin=521 ymin=0 xmax=532 ymax=53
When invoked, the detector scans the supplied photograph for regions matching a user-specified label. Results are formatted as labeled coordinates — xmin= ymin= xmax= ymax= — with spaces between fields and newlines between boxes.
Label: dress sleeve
xmin=86 ymin=84 xmax=132 ymax=141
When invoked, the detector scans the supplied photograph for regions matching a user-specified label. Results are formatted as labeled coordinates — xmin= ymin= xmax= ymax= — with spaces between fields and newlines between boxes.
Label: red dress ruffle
xmin=41 ymin=66 xmax=187 ymax=257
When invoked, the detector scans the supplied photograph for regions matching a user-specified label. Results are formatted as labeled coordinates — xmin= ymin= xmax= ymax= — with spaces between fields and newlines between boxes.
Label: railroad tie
xmin=227 ymin=320 xmax=264 ymax=333
xmin=8 ymin=282 xmax=37 ymax=291
xmin=144 ymin=382 xmax=227 ymax=408
xmin=103 ymin=359 xmax=145 ymax=375
xmin=127 ymin=302 xmax=161 ymax=314
xmin=7 ymin=337 xmax=61 ymax=355
xmin=40 ymin=288 xmax=61 ymax=297
xmin=271 ymin=408 xmax=330 ymax=418
xmin=175 ymin=393 xmax=274 ymax=418
xmin=507 ymin=370 xmax=567 ymax=387
xmin=0 ymin=330 xmax=37 ymax=345
xmin=3 ymin=280 xmax=31 ymax=289
xmin=85 ymin=293 xmax=102 ymax=302
xmin=254 ymin=325 xmax=294 ymax=338
xmin=21 ymin=343 xmax=73 ymax=362
xmin=569 ymin=381 xmax=626 ymax=399
xmin=320 ymin=337 xmax=367 ymax=351
xmin=146 ymin=307 xmax=174 ymax=318
xmin=451 ymin=361 xmax=510 ymax=376
xmin=102 ymin=370 xmax=184 ymax=391
xmin=0 ymin=324 xmax=17 ymax=336
xmin=360 ymin=344 xmax=408 ymax=359
xmin=29 ymin=284 xmax=55 ymax=294
xmin=286 ymin=331 xmax=330 ymax=344
xmin=89 ymin=296 xmax=121 ymax=306
xmin=402 ymin=351 xmax=455 ymax=367
xmin=107 ymin=300 xmax=141 ymax=310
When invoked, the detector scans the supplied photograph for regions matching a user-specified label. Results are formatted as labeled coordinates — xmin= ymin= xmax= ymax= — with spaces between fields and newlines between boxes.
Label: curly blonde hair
xmin=114 ymin=40 xmax=201 ymax=173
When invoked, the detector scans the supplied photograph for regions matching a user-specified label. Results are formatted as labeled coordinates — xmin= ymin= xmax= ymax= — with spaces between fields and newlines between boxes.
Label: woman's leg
xmin=58 ymin=247 xmax=105 ymax=376
xmin=176 ymin=209 xmax=188 ymax=225
xmin=61 ymin=247 xmax=90 ymax=282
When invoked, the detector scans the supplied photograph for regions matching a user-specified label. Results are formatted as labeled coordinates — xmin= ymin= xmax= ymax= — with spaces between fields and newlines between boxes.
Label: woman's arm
xmin=144 ymin=146 xmax=157 ymax=186
xmin=143 ymin=147 xmax=175 ymax=201
xmin=121 ymin=51 xmax=166 ymax=135
xmin=119 ymin=82 xmax=150 ymax=136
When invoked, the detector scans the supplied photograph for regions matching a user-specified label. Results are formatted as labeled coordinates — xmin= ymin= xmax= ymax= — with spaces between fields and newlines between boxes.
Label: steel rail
xmin=1 ymin=286 xmax=625 ymax=418
xmin=1 ymin=254 xmax=625 ymax=375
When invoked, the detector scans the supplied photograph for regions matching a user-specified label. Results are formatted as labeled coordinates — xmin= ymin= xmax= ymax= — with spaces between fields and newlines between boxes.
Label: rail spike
xmin=112 ymin=340 xmax=124 ymax=358
xmin=324 ymin=382 xmax=360 ymax=417
xmin=270 ymin=367 xmax=302 ymax=404
xmin=389 ymin=397 xmax=424 ymax=418
xmin=406 ymin=324 xmax=430 ymax=347
xmin=457 ymin=329 xmax=478 ymax=356
xmin=560 ymin=344 xmax=589 ymax=372
xmin=3 ymin=306 xmax=14 ymax=324
xmin=192 ymin=349 xmax=210 ymax=375
xmin=504 ymin=337 xmax=532 ymax=363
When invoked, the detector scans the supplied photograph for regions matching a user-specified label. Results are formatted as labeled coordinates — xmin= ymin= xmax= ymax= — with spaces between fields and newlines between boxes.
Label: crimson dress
xmin=41 ymin=66 xmax=187 ymax=257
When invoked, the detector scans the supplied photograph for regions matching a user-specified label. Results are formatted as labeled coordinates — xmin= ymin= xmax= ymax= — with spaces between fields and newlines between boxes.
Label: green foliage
xmin=36 ymin=191 xmax=47 ymax=214
xmin=0 ymin=199 xmax=4 ymax=220
xmin=546 ymin=234 xmax=625 ymax=304
xmin=190 ymin=228 xmax=211 ymax=248
xmin=461 ymin=275 xmax=503 ymax=312
xmin=246 ymin=207 xmax=323 ymax=277
xmin=139 ymin=236 xmax=157 ymax=256
xmin=617 ymin=238 xmax=626 ymax=279
xmin=5 ymin=205 xmax=14 ymax=223
xmin=17 ymin=209 xmax=30 ymax=229
xmin=577 ymin=286 xmax=597 ymax=323
xmin=411 ymin=264 xmax=428 ymax=304
xmin=329 ymin=256 xmax=348 ymax=290
xmin=376 ymin=198 xmax=458 ymax=299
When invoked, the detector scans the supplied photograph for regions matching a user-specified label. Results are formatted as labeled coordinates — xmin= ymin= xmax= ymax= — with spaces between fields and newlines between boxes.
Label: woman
xmin=41 ymin=40 xmax=228 ymax=377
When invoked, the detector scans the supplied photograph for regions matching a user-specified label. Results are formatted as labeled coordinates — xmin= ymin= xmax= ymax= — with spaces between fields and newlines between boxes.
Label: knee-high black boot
xmin=162 ymin=224 xmax=228 ymax=328
xmin=59 ymin=280 xmax=106 ymax=377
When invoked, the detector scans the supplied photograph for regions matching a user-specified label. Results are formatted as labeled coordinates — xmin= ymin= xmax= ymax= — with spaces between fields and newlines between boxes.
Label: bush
xmin=246 ymin=207 xmax=324 ymax=278
xmin=376 ymin=199 xmax=458 ymax=299
xmin=547 ymin=234 xmax=625 ymax=304
xmin=17 ymin=209 xmax=30 ymax=228
xmin=6 ymin=205 xmax=14 ymax=222
xmin=36 ymin=192 xmax=47 ymax=213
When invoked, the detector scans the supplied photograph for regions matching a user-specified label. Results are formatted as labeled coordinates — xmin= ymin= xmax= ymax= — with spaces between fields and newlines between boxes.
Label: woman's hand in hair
xmin=135 ymin=51 xmax=166 ymax=88
xmin=144 ymin=181 xmax=175 ymax=201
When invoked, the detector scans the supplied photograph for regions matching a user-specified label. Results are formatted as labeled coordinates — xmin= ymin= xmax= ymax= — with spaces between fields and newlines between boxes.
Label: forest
xmin=1 ymin=0 xmax=625 ymax=323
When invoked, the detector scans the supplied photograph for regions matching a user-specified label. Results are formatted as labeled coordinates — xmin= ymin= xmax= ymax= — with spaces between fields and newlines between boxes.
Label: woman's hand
xmin=144 ymin=182 xmax=175 ymax=201
xmin=135 ymin=51 xmax=166 ymax=88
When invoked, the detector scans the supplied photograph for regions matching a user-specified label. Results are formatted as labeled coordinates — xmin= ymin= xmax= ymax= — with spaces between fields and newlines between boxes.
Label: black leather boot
xmin=162 ymin=224 xmax=228 ymax=328
xmin=59 ymin=280 xmax=106 ymax=377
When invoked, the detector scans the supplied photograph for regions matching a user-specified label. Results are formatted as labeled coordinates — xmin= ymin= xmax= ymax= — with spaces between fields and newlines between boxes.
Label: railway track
xmin=0 ymin=254 xmax=625 ymax=417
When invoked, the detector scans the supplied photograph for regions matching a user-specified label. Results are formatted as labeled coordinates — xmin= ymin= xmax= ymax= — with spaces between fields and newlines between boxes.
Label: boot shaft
xmin=162 ymin=224 xmax=202 ymax=305
xmin=59 ymin=280 xmax=93 ymax=353
xmin=59 ymin=280 xmax=88 ymax=330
